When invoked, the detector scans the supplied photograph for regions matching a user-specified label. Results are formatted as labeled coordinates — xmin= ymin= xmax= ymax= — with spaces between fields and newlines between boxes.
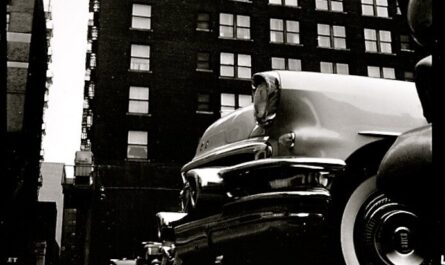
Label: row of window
xmin=130 ymin=22 xmax=410 ymax=59
xmin=269 ymin=0 xmax=399 ymax=17
xmin=131 ymin=3 xmax=406 ymax=52
xmin=129 ymin=44 xmax=407 ymax=80
xmin=126 ymin=87 xmax=251 ymax=117
xmin=131 ymin=0 xmax=400 ymax=33
xmin=217 ymin=19 xmax=403 ymax=53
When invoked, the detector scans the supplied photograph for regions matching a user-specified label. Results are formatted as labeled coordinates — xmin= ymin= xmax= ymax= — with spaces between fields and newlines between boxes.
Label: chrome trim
xmin=156 ymin=212 xmax=187 ymax=226
xmin=358 ymin=131 xmax=402 ymax=137
xmin=218 ymin=157 xmax=346 ymax=177
xmin=185 ymin=168 xmax=224 ymax=186
xmin=181 ymin=137 xmax=270 ymax=172
xmin=175 ymin=233 xmax=208 ymax=246
xmin=228 ymin=190 xmax=331 ymax=204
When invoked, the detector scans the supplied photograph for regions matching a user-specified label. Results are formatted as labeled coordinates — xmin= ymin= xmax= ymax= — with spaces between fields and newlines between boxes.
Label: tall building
xmin=62 ymin=0 xmax=426 ymax=264
xmin=1 ymin=0 xmax=53 ymax=264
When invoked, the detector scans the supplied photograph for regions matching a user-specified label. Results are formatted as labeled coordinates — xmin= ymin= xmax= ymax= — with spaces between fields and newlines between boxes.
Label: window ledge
xmin=196 ymin=28 xmax=211 ymax=32
xmin=267 ymin=4 xmax=301 ymax=9
xmin=361 ymin=15 xmax=393 ymax=20
xmin=218 ymin=37 xmax=254 ymax=42
xmin=219 ymin=76 xmax=251 ymax=81
xmin=315 ymin=9 xmax=348 ymax=14
xmin=270 ymin=42 xmax=303 ymax=47
xmin=126 ymin=158 xmax=150 ymax=163
xmin=129 ymin=27 xmax=153 ymax=32
xmin=128 ymin=69 xmax=152 ymax=74
xmin=317 ymin=46 xmax=350 ymax=51
xmin=196 ymin=69 xmax=214 ymax=73
xmin=365 ymin=51 xmax=397 ymax=56
xmin=126 ymin=112 xmax=152 ymax=117
xmin=196 ymin=111 xmax=215 ymax=115
xmin=400 ymin=49 xmax=415 ymax=53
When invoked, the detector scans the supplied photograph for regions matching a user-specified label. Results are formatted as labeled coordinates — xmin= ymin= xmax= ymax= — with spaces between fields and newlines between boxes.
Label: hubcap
xmin=354 ymin=193 xmax=429 ymax=265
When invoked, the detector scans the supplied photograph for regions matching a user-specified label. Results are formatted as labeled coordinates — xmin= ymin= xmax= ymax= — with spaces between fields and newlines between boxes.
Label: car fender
xmin=376 ymin=125 xmax=433 ymax=205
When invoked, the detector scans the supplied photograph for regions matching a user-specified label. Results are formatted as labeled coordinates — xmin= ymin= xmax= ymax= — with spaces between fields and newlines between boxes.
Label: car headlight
xmin=252 ymin=72 xmax=280 ymax=126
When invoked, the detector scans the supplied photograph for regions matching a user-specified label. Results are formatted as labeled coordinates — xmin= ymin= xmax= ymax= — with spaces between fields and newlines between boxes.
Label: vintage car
xmin=151 ymin=70 xmax=430 ymax=265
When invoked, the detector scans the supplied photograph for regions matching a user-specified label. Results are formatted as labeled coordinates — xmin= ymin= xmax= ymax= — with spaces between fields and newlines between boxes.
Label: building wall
xmin=65 ymin=0 xmax=426 ymax=264
xmin=2 ymin=0 xmax=49 ymax=264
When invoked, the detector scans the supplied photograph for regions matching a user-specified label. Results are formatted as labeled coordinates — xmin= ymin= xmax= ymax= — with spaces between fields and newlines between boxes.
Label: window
xmin=219 ymin=13 xmax=250 ymax=40
xmin=81 ymin=128 xmax=87 ymax=140
xmin=130 ymin=44 xmax=150 ymax=71
xmin=269 ymin=0 xmax=298 ymax=7
xmin=315 ymin=0 xmax=343 ymax=12
xmin=85 ymin=69 xmax=91 ymax=81
xmin=6 ymin=13 xmax=10 ymax=31
xmin=361 ymin=0 xmax=389 ymax=17
xmin=197 ymin=93 xmax=212 ymax=114
xmin=90 ymin=53 xmax=96 ymax=68
xmin=127 ymin=130 xmax=148 ymax=159
xmin=91 ymin=26 xmax=98 ymax=40
xmin=87 ymin=40 xmax=92 ymax=53
xmin=320 ymin=62 xmax=349 ymax=74
xmin=220 ymin=52 xmax=251 ymax=79
xmin=396 ymin=2 xmax=402 ymax=15
xmin=271 ymin=57 xmax=301 ymax=71
xmin=220 ymin=93 xmax=252 ymax=116
xmin=197 ymin=52 xmax=211 ymax=70
xmin=88 ymin=83 xmax=95 ymax=98
xmin=317 ymin=24 xmax=346 ymax=49
xmin=86 ymin=113 xmax=93 ymax=127
xmin=93 ymin=0 xmax=100 ymax=11
xmin=270 ymin=19 xmax=300 ymax=45
xmin=131 ymin=4 xmax=151 ymax=30
xmin=197 ymin=13 xmax=210 ymax=31
xmin=367 ymin=66 xmax=395 ymax=79
xmin=404 ymin=71 xmax=414 ymax=81
xmin=400 ymin=34 xmax=414 ymax=51
xmin=83 ymin=98 xmax=89 ymax=109
xmin=128 ymin=86 xmax=149 ymax=114
xmin=364 ymin=29 xmax=392 ymax=53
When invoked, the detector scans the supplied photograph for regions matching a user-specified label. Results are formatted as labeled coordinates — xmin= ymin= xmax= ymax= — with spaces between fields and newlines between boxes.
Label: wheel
xmin=340 ymin=176 xmax=433 ymax=265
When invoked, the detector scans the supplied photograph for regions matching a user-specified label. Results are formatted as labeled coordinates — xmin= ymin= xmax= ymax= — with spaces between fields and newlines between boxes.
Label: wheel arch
xmin=330 ymin=137 xmax=396 ymax=200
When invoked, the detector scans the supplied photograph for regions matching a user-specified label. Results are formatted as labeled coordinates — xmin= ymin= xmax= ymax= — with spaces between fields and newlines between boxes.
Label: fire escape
xmin=80 ymin=0 xmax=99 ymax=152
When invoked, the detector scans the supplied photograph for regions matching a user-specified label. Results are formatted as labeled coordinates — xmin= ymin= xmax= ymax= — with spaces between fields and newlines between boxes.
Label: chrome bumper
xmin=174 ymin=189 xmax=330 ymax=256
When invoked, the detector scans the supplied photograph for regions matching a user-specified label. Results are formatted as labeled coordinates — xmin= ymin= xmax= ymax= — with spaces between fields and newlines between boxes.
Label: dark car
xmin=154 ymin=71 xmax=427 ymax=265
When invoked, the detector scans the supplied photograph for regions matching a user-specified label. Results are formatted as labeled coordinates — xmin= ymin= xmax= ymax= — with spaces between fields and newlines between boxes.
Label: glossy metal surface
xmin=218 ymin=157 xmax=345 ymax=177
xmin=182 ymin=137 xmax=270 ymax=172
